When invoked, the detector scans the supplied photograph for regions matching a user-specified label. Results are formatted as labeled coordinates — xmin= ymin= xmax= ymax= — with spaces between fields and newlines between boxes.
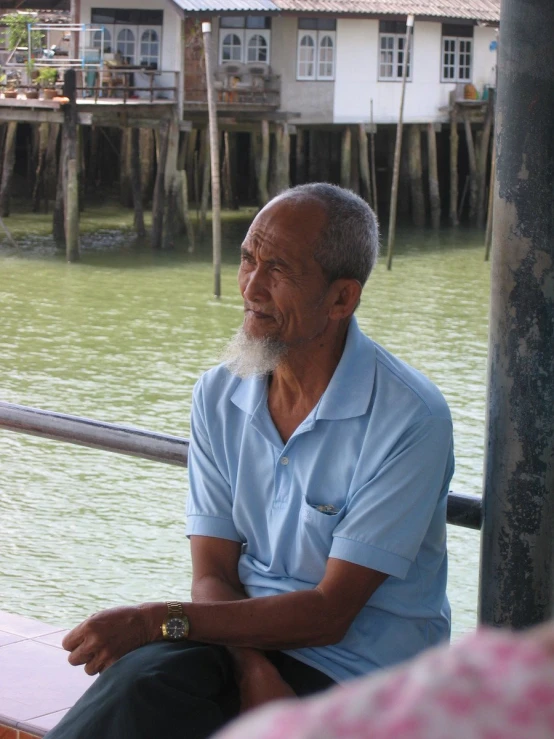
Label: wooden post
xmin=202 ymin=21 xmax=222 ymax=298
xmin=163 ymin=112 xmax=180 ymax=248
xmin=199 ymin=128 xmax=210 ymax=238
xmin=258 ymin=119 xmax=270 ymax=205
xmin=463 ymin=110 xmax=478 ymax=225
xmin=408 ymin=124 xmax=425 ymax=227
xmin=308 ymin=129 xmax=318 ymax=182
xmin=386 ymin=14 xmax=414 ymax=270
xmin=478 ymin=93 xmax=494 ymax=229
xmin=119 ymin=128 xmax=133 ymax=207
xmin=427 ymin=123 xmax=441 ymax=230
xmin=369 ymin=100 xmax=378 ymax=216
xmin=484 ymin=139 xmax=496 ymax=262
xmin=140 ymin=128 xmax=155 ymax=203
xmin=130 ymin=128 xmax=146 ymax=238
xmin=62 ymin=69 xmax=79 ymax=261
xmin=295 ymin=127 xmax=305 ymax=185
xmin=275 ymin=123 xmax=290 ymax=193
xmin=0 ymin=122 xmax=17 ymax=218
xmin=358 ymin=124 xmax=371 ymax=204
xmin=32 ymin=122 xmax=49 ymax=213
xmin=449 ymin=104 xmax=459 ymax=226
xmin=65 ymin=158 xmax=79 ymax=261
xmin=151 ymin=122 xmax=169 ymax=250
xmin=53 ymin=136 xmax=66 ymax=246
xmin=179 ymin=169 xmax=195 ymax=252
xmin=222 ymin=131 xmax=232 ymax=208
xmin=340 ymin=126 xmax=352 ymax=189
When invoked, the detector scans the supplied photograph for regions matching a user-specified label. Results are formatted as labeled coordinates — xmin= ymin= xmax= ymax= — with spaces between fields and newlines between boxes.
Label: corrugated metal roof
xmin=273 ymin=0 xmax=499 ymax=21
xmin=172 ymin=0 xmax=279 ymax=11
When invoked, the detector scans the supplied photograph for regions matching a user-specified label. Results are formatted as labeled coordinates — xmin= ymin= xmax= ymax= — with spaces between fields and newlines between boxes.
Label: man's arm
xmin=62 ymin=549 xmax=386 ymax=674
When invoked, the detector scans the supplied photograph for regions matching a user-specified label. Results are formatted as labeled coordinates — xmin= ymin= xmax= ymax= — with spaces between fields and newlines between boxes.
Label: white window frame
xmin=92 ymin=27 xmax=113 ymax=54
xmin=245 ymin=29 xmax=270 ymax=63
xmin=220 ymin=31 xmax=243 ymax=63
xmin=378 ymin=32 xmax=412 ymax=81
xmin=297 ymin=30 xmax=335 ymax=81
xmin=442 ymin=36 xmax=473 ymax=82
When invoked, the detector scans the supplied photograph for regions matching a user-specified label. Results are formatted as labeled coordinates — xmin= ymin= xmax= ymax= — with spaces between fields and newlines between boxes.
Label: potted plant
xmin=1 ymin=71 xmax=20 ymax=98
xmin=37 ymin=66 xmax=58 ymax=99
xmin=23 ymin=59 xmax=39 ymax=98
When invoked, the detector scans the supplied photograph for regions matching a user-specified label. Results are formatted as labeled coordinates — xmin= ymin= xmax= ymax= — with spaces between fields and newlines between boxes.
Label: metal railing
xmin=0 ymin=401 xmax=482 ymax=530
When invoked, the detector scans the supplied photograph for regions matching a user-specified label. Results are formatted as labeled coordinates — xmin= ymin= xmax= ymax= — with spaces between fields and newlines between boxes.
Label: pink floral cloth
xmin=216 ymin=628 xmax=554 ymax=739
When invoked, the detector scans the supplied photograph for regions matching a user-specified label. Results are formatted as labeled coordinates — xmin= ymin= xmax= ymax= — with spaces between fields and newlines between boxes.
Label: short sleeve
xmin=330 ymin=416 xmax=454 ymax=578
xmin=186 ymin=380 xmax=242 ymax=542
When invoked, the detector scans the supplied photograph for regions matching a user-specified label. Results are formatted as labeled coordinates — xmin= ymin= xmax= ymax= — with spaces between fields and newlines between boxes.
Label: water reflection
xmin=0 ymin=221 xmax=489 ymax=639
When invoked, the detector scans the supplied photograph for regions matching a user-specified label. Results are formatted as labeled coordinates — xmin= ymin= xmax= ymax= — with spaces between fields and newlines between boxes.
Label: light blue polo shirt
xmin=186 ymin=317 xmax=453 ymax=683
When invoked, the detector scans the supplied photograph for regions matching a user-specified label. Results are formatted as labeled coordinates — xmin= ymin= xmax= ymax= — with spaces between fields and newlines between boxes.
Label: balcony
xmin=184 ymin=62 xmax=280 ymax=112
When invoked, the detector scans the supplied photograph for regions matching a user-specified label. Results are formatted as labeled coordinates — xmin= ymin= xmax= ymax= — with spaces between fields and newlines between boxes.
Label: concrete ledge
xmin=0 ymin=611 xmax=96 ymax=738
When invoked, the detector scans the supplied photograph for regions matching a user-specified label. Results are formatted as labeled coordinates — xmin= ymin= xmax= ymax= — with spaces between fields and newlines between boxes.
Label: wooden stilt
xmin=319 ymin=132 xmax=331 ymax=183
xmin=62 ymin=70 xmax=79 ymax=261
xmin=119 ymin=128 xmax=133 ymax=207
xmin=350 ymin=128 xmax=360 ymax=194
xmin=340 ymin=126 xmax=352 ymax=189
xmin=53 ymin=135 xmax=66 ymax=246
xmin=463 ymin=110 xmax=478 ymax=225
xmin=177 ymin=130 xmax=188 ymax=171
xmin=484 ymin=139 xmax=496 ymax=262
xmin=139 ymin=128 xmax=155 ymax=203
xmin=275 ymin=123 xmax=290 ymax=193
xmin=259 ymin=119 xmax=270 ymax=205
xmin=358 ymin=124 xmax=371 ymax=203
xmin=427 ymin=123 xmax=441 ymax=230
xmin=222 ymin=131 xmax=232 ymax=208
xmin=151 ymin=122 xmax=169 ymax=250
xmin=295 ymin=128 xmax=305 ymax=185
xmin=179 ymin=169 xmax=195 ymax=252
xmin=449 ymin=104 xmax=459 ymax=226
xmin=369 ymin=101 xmax=378 ymax=216
xmin=0 ymin=122 xmax=17 ymax=218
xmin=162 ymin=113 xmax=180 ymax=248
xmin=408 ymin=124 xmax=425 ymax=227
xmin=130 ymin=128 xmax=146 ymax=238
xmin=199 ymin=127 xmax=210 ymax=238
xmin=32 ymin=122 xmax=49 ymax=212
xmin=308 ymin=129 xmax=318 ymax=182
xmin=477 ymin=94 xmax=494 ymax=229
xmin=228 ymin=131 xmax=238 ymax=209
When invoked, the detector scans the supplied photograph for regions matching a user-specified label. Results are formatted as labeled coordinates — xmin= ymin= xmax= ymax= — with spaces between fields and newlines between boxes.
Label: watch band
xmin=166 ymin=601 xmax=184 ymax=618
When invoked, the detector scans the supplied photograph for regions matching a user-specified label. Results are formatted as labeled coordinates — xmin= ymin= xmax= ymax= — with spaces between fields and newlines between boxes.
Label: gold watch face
xmin=163 ymin=616 xmax=188 ymax=641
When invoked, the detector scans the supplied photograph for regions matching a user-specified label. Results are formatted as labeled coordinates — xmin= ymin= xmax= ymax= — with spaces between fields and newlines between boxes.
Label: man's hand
xmin=229 ymin=647 xmax=296 ymax=713
xmin=62 ymin=605 xmax=155 ymax=676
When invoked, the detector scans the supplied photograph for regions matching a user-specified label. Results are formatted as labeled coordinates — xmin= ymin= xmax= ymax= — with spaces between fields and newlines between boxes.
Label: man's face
xmin=238 ymin=197 xmax=332 ymax=348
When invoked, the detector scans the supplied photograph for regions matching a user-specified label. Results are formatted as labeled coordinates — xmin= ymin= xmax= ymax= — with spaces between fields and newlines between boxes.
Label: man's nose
xmin=241 ymin=265 xmax=269 ymax=302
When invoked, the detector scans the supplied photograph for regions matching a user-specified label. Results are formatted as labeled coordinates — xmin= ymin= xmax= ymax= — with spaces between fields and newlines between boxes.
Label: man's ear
xmin=328 ymin=279 xmax=362 ymax=321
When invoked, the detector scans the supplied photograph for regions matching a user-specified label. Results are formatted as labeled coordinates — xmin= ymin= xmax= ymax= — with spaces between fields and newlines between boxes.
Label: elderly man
xmin=46 ymin=184 xmax=453 ymax=739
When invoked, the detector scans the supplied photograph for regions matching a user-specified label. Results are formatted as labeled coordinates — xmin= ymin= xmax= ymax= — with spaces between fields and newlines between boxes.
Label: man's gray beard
xmin=221 ymin=326 xmax=287 ymax=378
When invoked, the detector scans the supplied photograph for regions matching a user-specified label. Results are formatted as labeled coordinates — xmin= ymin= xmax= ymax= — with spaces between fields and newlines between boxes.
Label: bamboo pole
xmin=427 ymin=123 xmax=441 ymax=230
xmin=202 ymin=21 xmax=222 ymax=298
xmin=369 ymin=100 xmax=378 ymax=216
xmin=386 ymin=14 xmax=414 ymax=271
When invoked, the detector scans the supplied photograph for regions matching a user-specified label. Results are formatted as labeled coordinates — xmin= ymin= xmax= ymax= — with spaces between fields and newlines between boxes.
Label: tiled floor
xmin=0 ymin=611 xmax=96 ymax=738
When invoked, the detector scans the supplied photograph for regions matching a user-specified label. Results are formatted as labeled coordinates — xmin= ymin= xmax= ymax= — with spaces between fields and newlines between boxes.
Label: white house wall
xmin=333 ymin=18 xmax=497 ymax=124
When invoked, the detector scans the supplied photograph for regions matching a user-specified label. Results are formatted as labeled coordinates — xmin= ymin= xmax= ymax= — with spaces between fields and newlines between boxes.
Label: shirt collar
xmin=230 ymin=316 xmax=376 ymax=421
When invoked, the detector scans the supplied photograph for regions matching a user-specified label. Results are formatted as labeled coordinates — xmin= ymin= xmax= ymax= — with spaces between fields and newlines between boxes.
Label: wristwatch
xmin=161 ymin=601 xmax=190 ymax=641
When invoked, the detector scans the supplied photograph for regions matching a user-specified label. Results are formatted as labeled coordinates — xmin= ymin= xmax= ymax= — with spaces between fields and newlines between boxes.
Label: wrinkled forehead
xmin=246 ymin=195 xmax=327 ymax=252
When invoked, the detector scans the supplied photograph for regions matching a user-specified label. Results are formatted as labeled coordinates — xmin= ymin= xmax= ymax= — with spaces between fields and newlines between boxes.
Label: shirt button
xmin=280 ymin=456 xmax=289 ymax=465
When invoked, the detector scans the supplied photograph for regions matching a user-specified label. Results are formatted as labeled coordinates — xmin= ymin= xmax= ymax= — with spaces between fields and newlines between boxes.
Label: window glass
xmin=246 ymin=16 xmax=271 ymax=29
xmin=298 ymin=18 xmax=318 ymax=30
xmin=139 ymin=10 xmax=163 ymax=25
xmin=442 ymin=23 xmax=474 ymax=38
xmin=220 ymin=16 xmax=245 ymax=28
xmin=247 ymin=34 xmax=268 ymax=62
xmin=221 ymin=33 xmax=242 ymax=62
xmin=140 ymin=29 xmax=159 ymax=67
xmin=92 ymin=28 xmax=112 ymax=54
xmin=317 ymin=18 xmax=336 ymax=30
xmin=116 ymin=27 xmax=135 ymax=64
xmin=318 ymin=34 xmax=334 ymax=78
xmin=91 ymin=8 xmax=115 ymax=24
xmin=114 ymin=9 xmax=140 ymax=24
xmin=380 ymin=20 xmax=406 ymax=34
xmin=441 ymin=36 xmax=472 ymax=82
xmin=298 ymin=33 xmax=315 ymax=78
xmin=379 ymin=33 xmax=411 ymax=80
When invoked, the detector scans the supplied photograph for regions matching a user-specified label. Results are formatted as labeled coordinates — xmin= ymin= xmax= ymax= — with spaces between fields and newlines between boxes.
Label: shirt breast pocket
xmin=293 ymin=497 xmax=347 ymax=583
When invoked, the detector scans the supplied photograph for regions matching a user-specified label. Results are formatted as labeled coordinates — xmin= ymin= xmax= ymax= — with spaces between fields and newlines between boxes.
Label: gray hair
xmin=278 ymin=183 xmax=380 ymax=286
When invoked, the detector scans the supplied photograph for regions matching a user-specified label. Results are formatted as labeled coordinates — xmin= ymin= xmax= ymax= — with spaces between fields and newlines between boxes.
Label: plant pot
xmin=3 ymin=89 xmax=18 ymax=99
xmin=25 ymin=90 xmax=39 ymax=99
xmin=43 ymin=88 xmax=57 ymax=100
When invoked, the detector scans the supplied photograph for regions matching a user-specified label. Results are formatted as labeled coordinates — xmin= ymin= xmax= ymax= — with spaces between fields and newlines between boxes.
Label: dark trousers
xmin=45 ymin=641 xmax=335 ymax=739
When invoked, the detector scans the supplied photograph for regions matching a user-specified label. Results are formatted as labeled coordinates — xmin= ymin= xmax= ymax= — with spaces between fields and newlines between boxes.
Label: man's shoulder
xmin=372 ymin=341 xmax=451 ymax=421
xmin=194 ymin=362 xmax=241 ymax=399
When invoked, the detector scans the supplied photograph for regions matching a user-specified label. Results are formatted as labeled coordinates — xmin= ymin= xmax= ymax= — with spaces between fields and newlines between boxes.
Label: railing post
xmin=479 ymin=0 xmax=554 ymax=629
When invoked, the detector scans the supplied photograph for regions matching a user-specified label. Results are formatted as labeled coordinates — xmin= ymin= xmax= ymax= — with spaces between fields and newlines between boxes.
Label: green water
xmin=0 ymin=215 xmax=488 ymax=639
